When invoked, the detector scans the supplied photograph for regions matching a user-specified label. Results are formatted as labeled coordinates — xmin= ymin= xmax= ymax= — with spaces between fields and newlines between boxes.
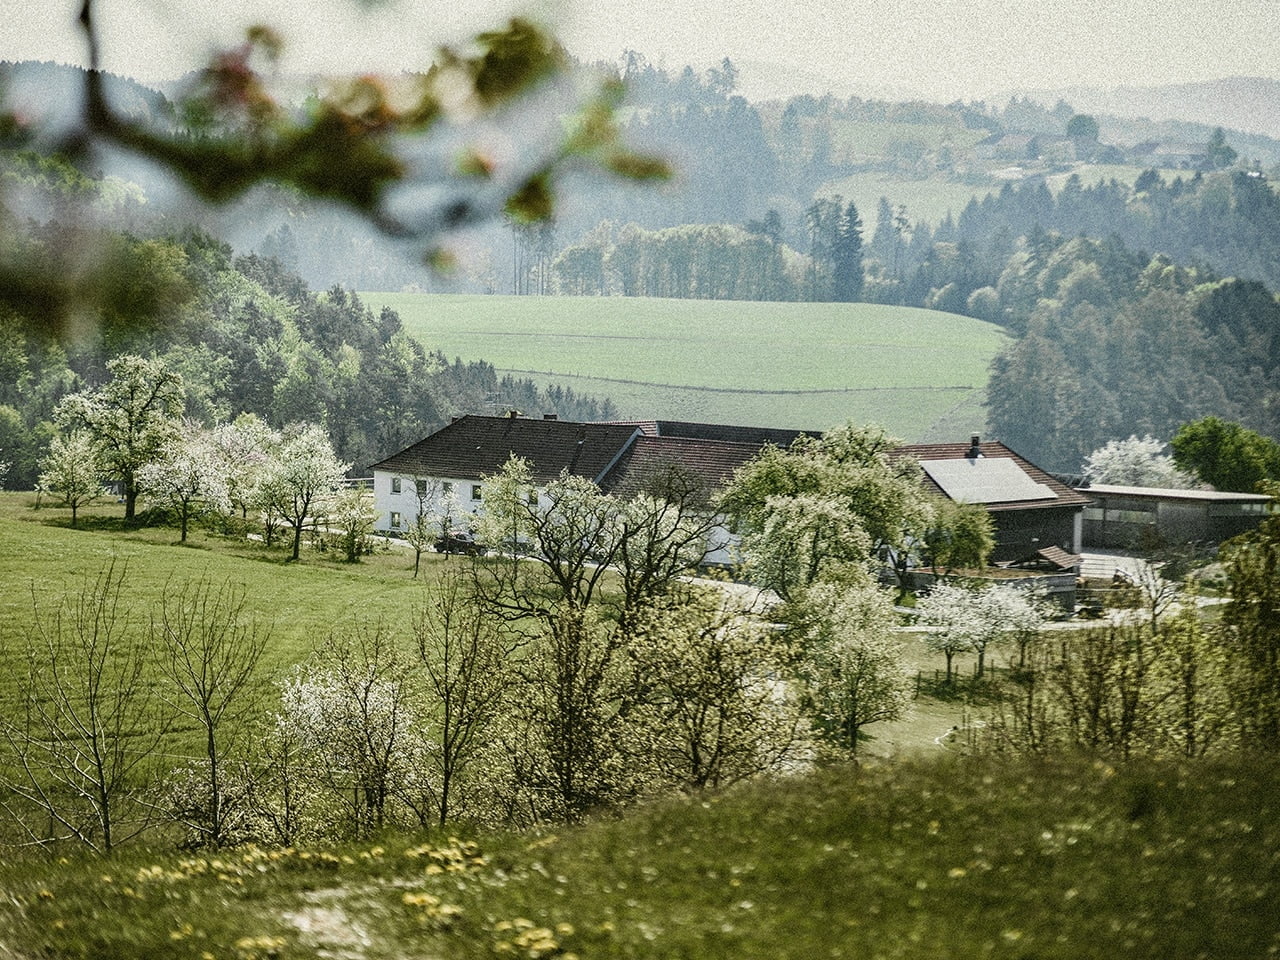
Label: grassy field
xmin=2 ymin=753 xmax=1275 ymax=959
xmin=362 ymin=294 xmax=1008 ymax=440
xmin=0 ymin=491 xmax=967 ymax=754
xmin=6 ymin=499 xmax=1275 ymax=959
xmin=0 ymin=492 xmax=459 ymax=716
xmin=814 ymin=171 xmax=990 ymax=227
xmin=815 ymin=165 xmax=1197 ymax=231
xmin=828 ymin=119 xmax=992 ymax=162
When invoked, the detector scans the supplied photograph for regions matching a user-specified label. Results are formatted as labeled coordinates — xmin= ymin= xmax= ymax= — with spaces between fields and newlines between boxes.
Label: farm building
xmin=1079 ymin=483 xmax=1273 ymax=549
xmin=366 ymin=413 xmax=814 ymax=564
xmin=369 ymin=417 xmax=1086 ymax=571
xmin=893 ymin=435 xmax=1091 ymax=568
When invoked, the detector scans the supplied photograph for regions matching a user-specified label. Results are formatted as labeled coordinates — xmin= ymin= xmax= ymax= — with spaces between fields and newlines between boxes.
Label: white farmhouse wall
xmin=372 ymin=470 xmax=487 ymax=534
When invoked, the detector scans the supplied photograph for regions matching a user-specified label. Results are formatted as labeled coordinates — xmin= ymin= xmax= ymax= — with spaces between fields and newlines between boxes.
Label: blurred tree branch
xmin=0 ymin=0 xmax=667 ymax=337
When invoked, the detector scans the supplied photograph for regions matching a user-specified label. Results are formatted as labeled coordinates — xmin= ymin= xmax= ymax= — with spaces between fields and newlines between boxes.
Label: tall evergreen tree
xmin=832 ymin=201 xmax=865 ymax=302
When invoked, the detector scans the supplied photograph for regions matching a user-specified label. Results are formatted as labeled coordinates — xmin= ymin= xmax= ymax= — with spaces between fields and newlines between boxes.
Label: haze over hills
xmin=1018 ymin=76 xmax=1280 ymax=142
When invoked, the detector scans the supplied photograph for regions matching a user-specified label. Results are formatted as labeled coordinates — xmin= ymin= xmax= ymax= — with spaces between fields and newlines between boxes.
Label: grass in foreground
xmin=2 ymin=753 xmax=1276 ymax=959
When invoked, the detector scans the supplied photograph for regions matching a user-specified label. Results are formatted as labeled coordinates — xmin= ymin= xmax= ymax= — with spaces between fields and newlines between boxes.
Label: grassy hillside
xmin=0 ymin=492 xmax=448 ymax=715
xmin=3 ymin=753 xmax=1275 ymax=959
xmin=363 ymin=294 xmax=1008 ymax=440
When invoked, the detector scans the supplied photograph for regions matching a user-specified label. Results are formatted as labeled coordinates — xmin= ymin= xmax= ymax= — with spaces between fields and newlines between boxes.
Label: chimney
xmin=544 ymin=413 xmax=558 ymax=420
xmin=967 ymin=434 xmax=982 ymax=459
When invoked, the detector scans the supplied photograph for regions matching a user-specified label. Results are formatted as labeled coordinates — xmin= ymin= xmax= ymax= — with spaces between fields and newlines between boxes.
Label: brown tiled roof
xmin=892 ymin=440 xmax=1092 ymax=510
xmin=598 ymin=436 xmax=766 ymax=501
xmin=369 ymin=415 xmax=642 ymax=485
xmin=1034 ymin=545 xmax=1083 ymax=570
xmin=609 ymin=420 xmax=819 ymax=447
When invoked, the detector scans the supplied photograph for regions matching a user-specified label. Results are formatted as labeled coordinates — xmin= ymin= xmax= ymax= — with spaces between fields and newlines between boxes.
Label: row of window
xmin=389 ymin=477 xmax=482 ymax=501
xmin=1083 ymin=507 xmax=1155 ymax=525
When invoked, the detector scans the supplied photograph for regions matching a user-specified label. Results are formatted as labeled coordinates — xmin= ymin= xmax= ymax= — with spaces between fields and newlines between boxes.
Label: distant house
xmin=1079 ymin=484 xmax=1272 ymax=549
xmin=1131 ymin=141 xmax=1210 ymax=170
xmin=893 ymin=435 xmax=1091 ymax=568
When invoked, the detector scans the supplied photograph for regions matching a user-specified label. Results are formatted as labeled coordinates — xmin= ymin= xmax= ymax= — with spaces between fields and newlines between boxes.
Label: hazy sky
xmin=5 ymin=0 xmax=1278 ymax=102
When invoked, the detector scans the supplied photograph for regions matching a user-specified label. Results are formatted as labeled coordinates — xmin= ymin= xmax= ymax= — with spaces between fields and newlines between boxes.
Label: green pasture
xmin=1042 ymin=164 xmax=1190 ymax=191
xmin=364 ymin=294 xmax=1008 ymax=439
xmin=813 ymin=171 xmax=990 ymax=231
xmin=816 ymin=164 xmax=1196 ymax=232
xmin=0 ymin=492 xmax=453 ymax=722
xmin=828 ymin=119 xmax=991 ymax=161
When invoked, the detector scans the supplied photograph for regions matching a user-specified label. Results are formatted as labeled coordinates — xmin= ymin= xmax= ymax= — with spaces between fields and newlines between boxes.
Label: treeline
xmin=983 ymin=233 xmax=1280 ymax=471
xmin=945 ymin=169 xmax=1280 ymax=306
xmin=0 ymin=153 xmax=615 ymax=490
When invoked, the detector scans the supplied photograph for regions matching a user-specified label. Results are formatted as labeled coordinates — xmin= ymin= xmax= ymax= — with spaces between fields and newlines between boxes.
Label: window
xmin=1084 ymin=506 xmax=1155 ymax=525
xmin=390 ymin=511 xmax=402 ymax=528
xmin=391 ymin=477 xmax=402 ymax=494
xmin=528 ymin=489 xmax=539 ymax=505
xmin=471 ymin=484 xmax=482 ymax=501
xmin=442 ymin=481 xmax=453 ymax=495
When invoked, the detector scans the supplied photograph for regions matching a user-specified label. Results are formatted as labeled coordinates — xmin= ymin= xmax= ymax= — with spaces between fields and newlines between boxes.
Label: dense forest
xmin=0 ymin=152 xmax=614 ymax=490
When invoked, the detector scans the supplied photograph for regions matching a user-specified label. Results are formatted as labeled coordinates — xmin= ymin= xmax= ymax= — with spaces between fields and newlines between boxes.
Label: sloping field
xmin=363 ymin=294 xmax=1008 ymax=440
xmin=814 ymin=165 xmax=1196 ymax=230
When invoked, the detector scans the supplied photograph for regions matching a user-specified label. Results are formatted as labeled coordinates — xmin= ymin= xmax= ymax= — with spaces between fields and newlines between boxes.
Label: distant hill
xmin=0 ymin=59 xmax=176 ymax=137
xmin=1020 ymin=76 xmax=1280 ymax=142
xmin=361 ymin=293 xmax=1009 ymax=441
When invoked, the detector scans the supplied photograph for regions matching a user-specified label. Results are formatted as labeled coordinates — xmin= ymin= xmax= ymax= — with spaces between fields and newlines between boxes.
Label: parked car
xmin=434 ymin=532 xmax=484 ymax=555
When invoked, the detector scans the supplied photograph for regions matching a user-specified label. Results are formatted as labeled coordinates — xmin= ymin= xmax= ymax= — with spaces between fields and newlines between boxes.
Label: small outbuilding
xmin=1079 ymin=483 xmax=1273 ymax=549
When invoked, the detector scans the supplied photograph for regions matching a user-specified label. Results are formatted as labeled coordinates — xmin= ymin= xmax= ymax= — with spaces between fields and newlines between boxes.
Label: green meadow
xmin=3 ymin=754 xmax=1275 ymax=960
xmin=3 ymin=502 xmax=1278 ymax=960
xmin=814 ymin=165 xmax=1195 ymax=232
xmin=0 ymin=493 xmax=452 ymax=714
xmin=362 ymin=294 xmax=1008 ymax=440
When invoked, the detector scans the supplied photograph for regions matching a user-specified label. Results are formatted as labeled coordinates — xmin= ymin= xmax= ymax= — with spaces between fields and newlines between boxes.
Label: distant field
xmin=814 ymin=172 xmax=987 ymax=227
xmin=829 ymin=120 xmax=991 ymax=161
xmin=817 ymin=165 xmax=1194 ymax=229
xmin=362 ymin=294 xmax=1009 ymax=440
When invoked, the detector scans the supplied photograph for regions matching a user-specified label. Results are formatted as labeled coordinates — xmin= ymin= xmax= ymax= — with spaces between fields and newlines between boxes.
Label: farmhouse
xmin=1079 ymin=483 xmax=1272 ymax=549
xmin=368 ymin=414 xmax=815 ymax=561
xmin=370 ymin=417 xmax=1086 ymax=571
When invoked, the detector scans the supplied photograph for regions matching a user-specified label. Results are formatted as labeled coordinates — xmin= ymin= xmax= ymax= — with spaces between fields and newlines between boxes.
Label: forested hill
xmin=8 ymin=59 xmax=1280 ymax=477
xmin=0 ymin=153 xmax=614 ymax=490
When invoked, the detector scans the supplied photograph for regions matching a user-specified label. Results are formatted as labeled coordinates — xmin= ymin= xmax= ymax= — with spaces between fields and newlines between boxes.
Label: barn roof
xmin=893 ymin=439 xmax=1092 ymax=511
xmin=369 ymin=415 xmax=642 ymax=485
xmin=598 ymin=435 xmax=767 ymax=502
